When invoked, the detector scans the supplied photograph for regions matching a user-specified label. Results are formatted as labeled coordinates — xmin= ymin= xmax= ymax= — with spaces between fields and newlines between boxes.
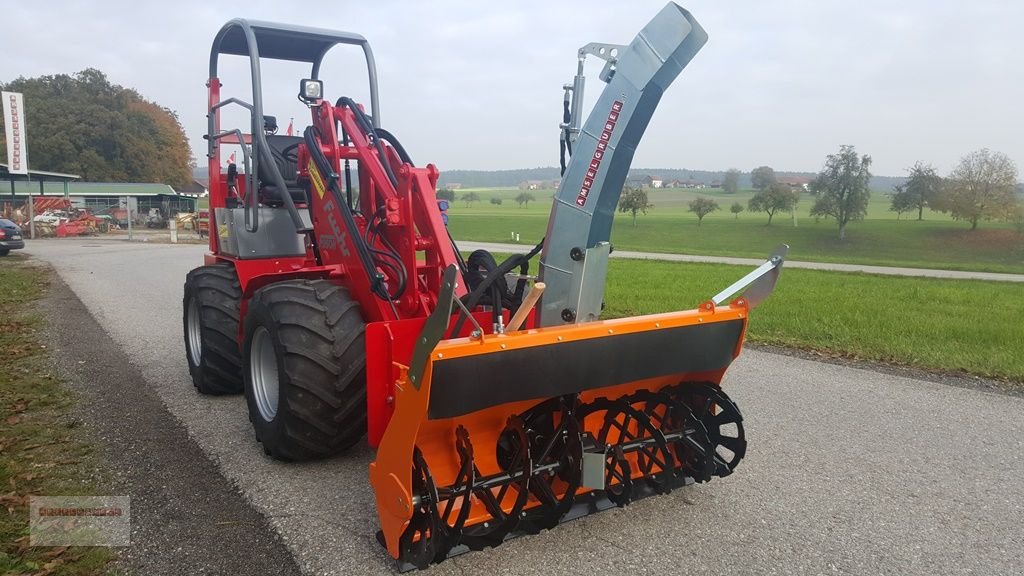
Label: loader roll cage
xmin=207 ymin=19 xmax=381 ymax=234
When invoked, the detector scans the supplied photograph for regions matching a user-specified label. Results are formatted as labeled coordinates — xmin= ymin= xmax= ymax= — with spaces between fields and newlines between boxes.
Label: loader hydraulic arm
xmin=539 ymin=3 xmax=708 ymax=326
xmin=296 ymin=98 xmax=466 ymax=323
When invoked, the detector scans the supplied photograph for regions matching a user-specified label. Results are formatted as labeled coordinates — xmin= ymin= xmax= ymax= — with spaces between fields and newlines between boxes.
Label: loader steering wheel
xmin=279 ymin=142 xmax=301 ymax=164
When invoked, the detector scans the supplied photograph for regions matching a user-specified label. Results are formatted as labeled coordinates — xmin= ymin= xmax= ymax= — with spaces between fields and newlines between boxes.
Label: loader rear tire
xmin=242 ymin=279 xmax=367 ymax=461
xmin=183 ymin=263 xmax=243 ymax=395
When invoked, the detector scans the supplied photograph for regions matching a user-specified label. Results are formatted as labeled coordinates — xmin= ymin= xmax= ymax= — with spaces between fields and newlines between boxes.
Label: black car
xmin=0 ymin=218 xmax=25 ymax=256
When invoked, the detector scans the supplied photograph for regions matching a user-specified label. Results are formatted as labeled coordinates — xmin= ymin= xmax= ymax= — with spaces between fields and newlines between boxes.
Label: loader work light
xmin=299 ymin=79 xmax=323 ymax=102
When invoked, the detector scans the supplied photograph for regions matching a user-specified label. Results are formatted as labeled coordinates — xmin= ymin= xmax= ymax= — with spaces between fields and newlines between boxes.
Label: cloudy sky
xmin=1 ymin=1 xmax=1021 ymax=176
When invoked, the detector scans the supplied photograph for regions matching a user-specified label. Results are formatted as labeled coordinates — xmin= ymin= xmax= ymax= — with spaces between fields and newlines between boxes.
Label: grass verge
xmin=601 ymin=258 xmax=1024 ymax=384
xmin=0 ymin=256 xmax=115 ymax=575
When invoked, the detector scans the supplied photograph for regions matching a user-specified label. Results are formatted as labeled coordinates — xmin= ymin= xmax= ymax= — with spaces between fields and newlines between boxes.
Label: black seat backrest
xmin=257 ymin=135 xmax=307 ymax=205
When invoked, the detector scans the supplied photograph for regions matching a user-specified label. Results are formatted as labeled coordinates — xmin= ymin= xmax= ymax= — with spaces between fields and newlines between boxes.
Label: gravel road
xmin=24 ymin=239 xmax=1024 ymax=576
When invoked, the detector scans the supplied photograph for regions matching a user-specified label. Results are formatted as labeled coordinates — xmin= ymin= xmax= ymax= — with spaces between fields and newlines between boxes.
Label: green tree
xmin=0 ymin=68 xmax=193 ymax=187
xmin=436 ymin=188 xmax=456 ymax=202
xmin=890 ymin=162 xmax=943 ymax=221
xmin=489 ymin=196 xmax=503 ymax=205
xmin=730 ymin=201 xmax=744 ymax=219
xmin=514 ymin=192 xmax=536 ymax=208
xmin=617 ymin=186 xmax=653 ymax=226
xmin=722 ymin=168 xmax=741 ymax=194
xmin=750 ymin=166 xmax=777 ymax=190
xmin=809 ymin=145 xmax=872 ymax=240
xmin=688 ymin=197 xmax=719 ymax=226
xmin=938 ymin=149 xmax=1019 ymax=230
xmin=748 ymin=182 xmax=799 ymax=225
xmin=889 ymin=186 xmax=915 ymax=220
xmin=461 ymin=191 xmax=481 ymax=208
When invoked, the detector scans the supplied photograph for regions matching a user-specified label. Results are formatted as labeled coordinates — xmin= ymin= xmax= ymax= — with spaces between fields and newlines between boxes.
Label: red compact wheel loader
xmin=184 ymin=3 xmax=787 ymax=569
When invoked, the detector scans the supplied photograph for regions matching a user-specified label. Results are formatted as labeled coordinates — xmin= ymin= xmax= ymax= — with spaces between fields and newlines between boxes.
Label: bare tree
xmin=809 ymin=145 xmax=872 ymax=240
xmin=938 ymin=149 xmax=1019 ymax=230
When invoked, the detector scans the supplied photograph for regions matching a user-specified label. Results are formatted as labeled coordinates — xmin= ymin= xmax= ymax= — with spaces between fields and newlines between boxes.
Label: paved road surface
xmin=24 ymin=239 xmax=1024 ymax=575
xmin=459 ymin=240 xmax=1024 ymax=282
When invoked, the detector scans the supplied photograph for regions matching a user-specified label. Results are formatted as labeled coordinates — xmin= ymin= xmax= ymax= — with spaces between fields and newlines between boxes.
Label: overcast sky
xmin=2 ymin=1 xmax=1021 ymax=176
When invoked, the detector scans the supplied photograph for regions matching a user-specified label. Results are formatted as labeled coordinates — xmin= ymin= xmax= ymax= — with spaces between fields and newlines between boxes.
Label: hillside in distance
xmin=194 ymin=166 xmax=906 ymax=191
xmin=436 ymin=167 xmax=905 ymax=191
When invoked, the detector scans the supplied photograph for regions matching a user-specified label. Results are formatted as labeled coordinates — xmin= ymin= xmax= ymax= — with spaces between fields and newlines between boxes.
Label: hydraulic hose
xmin=304 ymin=125 xmax=389 ymax=301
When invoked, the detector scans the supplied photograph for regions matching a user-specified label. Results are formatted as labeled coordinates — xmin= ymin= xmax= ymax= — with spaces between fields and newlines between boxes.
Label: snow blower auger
xmin=187 ymin=3 xmax=785 ymax=572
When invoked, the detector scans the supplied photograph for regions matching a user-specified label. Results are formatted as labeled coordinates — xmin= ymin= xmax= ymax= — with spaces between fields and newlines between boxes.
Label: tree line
xmin=0 ymin=69 xmax=194 ymax=188
xmin=684 ymin=146 xmax=1021 ymax=239
xmin=888 ymin=151 xmax=1019 ymax=230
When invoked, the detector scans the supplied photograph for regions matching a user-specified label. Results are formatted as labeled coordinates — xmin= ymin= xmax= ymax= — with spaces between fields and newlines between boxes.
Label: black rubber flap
xmin=427 ymin=319 xmax=743 ymax=420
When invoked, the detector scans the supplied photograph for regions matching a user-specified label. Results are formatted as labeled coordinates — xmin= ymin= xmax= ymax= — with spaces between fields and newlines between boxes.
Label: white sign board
xmin=2 ymin=91 xmax=28 ymax=174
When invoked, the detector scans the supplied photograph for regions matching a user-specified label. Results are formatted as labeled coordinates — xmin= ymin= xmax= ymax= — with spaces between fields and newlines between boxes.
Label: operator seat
xmin=257 ymin=134 xmax=308 ymax=206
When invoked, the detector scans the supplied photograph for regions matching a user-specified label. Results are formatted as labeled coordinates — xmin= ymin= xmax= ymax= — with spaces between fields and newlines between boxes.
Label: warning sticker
xmin=308 ymin=159 xmax=327 ymax=200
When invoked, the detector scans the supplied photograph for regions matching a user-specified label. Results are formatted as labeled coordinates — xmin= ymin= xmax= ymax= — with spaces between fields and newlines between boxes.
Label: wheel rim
xmin=186 ymin=297 xmax=202 ymax=366
xmin=250 ymin=326 xmax=280 ymax=421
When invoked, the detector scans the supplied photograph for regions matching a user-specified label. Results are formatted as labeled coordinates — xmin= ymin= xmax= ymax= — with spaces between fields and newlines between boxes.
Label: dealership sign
xmin=2 ymin=91 xmax=28 ymax=174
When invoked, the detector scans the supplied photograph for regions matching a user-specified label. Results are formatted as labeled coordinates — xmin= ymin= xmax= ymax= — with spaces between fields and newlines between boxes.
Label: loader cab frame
xmin=205 ymin=19 xmax=381 ymax=262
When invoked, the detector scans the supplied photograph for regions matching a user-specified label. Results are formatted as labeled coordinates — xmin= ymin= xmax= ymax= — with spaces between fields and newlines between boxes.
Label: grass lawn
xmin=600 ymin=258 xmax=1024 ymax=384
xmin=0 ymin=257 xmax=115 ymax=574
xmin=447 ymin=187 xmax=1024 ymax=274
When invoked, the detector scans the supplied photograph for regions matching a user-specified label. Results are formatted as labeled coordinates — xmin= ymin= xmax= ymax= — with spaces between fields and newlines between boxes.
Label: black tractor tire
xmin=242 ymin=279 xmax=367 ymax=461
xmin=183 ymin=263 xmax=244 ymax=395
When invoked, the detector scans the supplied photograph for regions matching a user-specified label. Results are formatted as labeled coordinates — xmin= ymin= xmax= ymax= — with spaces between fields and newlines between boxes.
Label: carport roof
xmin=5 ymin=181 xmax=178 ymax=197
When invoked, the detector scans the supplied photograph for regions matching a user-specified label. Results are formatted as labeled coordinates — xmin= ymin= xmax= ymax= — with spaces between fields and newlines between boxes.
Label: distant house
xmin=519 ymin=180 xmax=545 ymax=190
xmin=644 ymin=175 xmax=664 ymax=189
xmin=175 ymin=179 xmax=209 ymax=197
xmin=710 ymin=181 xmax=722 ymax=188
xmin=447 ymin=183 xmax=463 ymax=190
xmin=777 ymin=176 xmax=811 ymax=190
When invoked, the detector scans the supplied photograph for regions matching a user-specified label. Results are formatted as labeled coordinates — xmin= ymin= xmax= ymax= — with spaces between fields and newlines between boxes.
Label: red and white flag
xmin=286 ymin=118 xmax=294 ymax=137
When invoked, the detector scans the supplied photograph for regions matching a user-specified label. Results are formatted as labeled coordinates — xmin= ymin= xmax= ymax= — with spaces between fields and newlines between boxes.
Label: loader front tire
xmin=183 ymin=263 xmax=244 ymax=395
xmin=242 ymin=279 xmax=367 ymax=461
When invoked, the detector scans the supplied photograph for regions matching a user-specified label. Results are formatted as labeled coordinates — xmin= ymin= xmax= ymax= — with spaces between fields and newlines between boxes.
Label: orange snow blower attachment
xmin=371 ymin=246 xmax=786 ymax=569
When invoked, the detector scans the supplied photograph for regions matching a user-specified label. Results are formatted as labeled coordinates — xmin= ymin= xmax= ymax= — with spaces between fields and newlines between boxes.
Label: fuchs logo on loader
xmin=575 ymin=100 xmax=623 ymax=208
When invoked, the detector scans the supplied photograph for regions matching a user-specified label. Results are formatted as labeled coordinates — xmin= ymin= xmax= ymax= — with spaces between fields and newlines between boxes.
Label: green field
xmin=600 ymin=258 xmax=1024 ymax=383
xmin=447 ymin=187 xmax=1024 ymax=274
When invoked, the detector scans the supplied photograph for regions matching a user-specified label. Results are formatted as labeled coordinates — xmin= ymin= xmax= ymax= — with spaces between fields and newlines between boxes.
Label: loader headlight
xmin=299 ymin=79 xmax=323 ymax=102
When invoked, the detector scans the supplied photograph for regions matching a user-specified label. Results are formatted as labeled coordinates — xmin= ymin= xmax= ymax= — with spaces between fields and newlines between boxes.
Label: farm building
xmin=1 ymin=164 xmax=197 ymax=217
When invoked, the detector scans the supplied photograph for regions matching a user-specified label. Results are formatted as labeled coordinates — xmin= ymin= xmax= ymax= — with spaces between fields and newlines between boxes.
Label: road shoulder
xmin=42 ymin=268 xmax=301 ymax=576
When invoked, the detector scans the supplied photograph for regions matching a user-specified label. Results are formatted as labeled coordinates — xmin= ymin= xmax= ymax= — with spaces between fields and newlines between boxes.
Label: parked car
xmin=0 ymin=218 xmax=25 ymax=255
